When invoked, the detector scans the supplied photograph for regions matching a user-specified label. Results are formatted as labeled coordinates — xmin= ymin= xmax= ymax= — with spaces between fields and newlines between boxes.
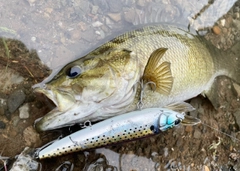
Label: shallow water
xmin=0 ymin=0 xmax=240 ymax=170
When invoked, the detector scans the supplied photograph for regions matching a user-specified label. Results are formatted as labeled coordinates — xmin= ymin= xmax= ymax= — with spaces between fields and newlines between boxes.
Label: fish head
xmin=34 ymin=48 xmax=141 ymax=131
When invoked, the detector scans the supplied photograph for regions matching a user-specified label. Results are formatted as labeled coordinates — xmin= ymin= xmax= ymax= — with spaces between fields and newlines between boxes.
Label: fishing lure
xmin=35 ymin=108 xmax=186 ymax=159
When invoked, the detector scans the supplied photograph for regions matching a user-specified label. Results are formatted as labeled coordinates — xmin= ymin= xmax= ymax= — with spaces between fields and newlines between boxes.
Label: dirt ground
xmin=0 ymin=0 xmax=240 ymax=171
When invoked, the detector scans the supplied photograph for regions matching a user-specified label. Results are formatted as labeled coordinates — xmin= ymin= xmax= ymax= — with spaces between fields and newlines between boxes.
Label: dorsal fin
xmin=142 ymin=48 xmax=173 ymax=95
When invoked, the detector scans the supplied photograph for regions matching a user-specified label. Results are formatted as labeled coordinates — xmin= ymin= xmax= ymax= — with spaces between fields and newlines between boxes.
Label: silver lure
xmin=36 ymin=108 xmax=184 ymax=159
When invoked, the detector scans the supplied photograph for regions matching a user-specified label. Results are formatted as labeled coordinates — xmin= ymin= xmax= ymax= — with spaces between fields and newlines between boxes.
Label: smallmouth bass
xmin=34 ymin=24 xmax=240 ymax=131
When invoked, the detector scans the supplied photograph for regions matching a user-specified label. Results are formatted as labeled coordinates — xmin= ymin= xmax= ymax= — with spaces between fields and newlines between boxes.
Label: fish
xmin=33 ymin=24 xmax=240 ymax=131
xmin=34 ymin=107 xmax=194 ymax=159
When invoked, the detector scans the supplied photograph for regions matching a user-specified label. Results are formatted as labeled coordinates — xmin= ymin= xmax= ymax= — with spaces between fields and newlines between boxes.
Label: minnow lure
xmin=35 ymin=108 xmax=186 ymax=159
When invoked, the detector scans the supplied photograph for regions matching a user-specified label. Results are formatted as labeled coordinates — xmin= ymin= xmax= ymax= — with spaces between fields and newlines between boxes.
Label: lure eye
xmin=174 ymin=119 xmax=181 ymax=125
xmin=66 ymin=66 xmax=81 ymax=78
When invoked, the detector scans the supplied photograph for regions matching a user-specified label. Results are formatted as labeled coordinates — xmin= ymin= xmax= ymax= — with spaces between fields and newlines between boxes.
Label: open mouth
xmin=34 ymin=87 xmax=76 ymax=112
xmin=34 ymin=87 xmax=58 ymax=107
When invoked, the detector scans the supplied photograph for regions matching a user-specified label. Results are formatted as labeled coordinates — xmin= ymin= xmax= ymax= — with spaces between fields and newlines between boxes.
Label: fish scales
xmin=33 ymin=24 xmax=240 ymax=131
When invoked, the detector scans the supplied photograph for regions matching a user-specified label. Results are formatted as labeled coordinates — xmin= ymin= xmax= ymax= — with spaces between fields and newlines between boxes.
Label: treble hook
xmin=136 ymin=79 xmax=156 ymax=110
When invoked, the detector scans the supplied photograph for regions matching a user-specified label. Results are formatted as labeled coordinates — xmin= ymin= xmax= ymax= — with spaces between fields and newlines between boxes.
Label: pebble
xmin=81 ymin=28 xmax=96 ymax=42
xmin=105 ymin=17 xmax=114 ymax=28
xmin=91 ymin=5 xmax=99 ymax=15
xmin=193 ymin=129 xmax=202 ymax=139
xmin=19 ymin=103 xmax=29 ymax=119
xmin=185 ymin=126 xmax=193 ymax=133
xmin=107 ymin=13 xmax=121 ymax=22
xmin=7 ymin=90 xmax=26 ymax=113
xmin=212 ymin=25 xmax=221 ymax=35
xmin=23 ymin=126 xmax=42 ymax=147
xmin=92 ymin=21 xmax=103 ymax=27
xmin=124 ymin=9 xmax=136 ymax=23
xmin=0 ymin=121 xmax=6 ymax=129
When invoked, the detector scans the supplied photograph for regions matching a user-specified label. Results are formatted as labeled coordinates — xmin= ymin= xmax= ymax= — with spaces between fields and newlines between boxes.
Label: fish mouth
xmin=34 ymin=87 xmax=76 ymax=112
xmin=34 ymin=87 xmax=58 ymax=106
xmin=34 ymin=86 xmax=84 ymax=131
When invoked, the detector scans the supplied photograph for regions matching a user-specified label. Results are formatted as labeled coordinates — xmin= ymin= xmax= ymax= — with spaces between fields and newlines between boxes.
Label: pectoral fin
xmin=165 ymin=102 xmax=195 ymax=113
xmin=143 ymin=48 xmax=173 ymax=95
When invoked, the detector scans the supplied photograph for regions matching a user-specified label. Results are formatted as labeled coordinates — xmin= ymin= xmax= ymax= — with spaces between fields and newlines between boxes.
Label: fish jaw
xmin=35 ymin=102 xmax=101 ymax=131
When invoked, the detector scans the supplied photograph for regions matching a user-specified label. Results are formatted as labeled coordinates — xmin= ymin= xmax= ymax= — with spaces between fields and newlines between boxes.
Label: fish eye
xmin=174 ymin=119 xmax=181 ymax=125
xmin=66 ymin=66 xmax=81 ymax=78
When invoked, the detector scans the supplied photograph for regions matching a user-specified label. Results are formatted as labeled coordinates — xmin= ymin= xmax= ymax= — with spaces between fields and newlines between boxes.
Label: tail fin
xmin=205 ymin=41 xmax=240 ymax=109
xmin=222 ymin=42 xmax=240 ymax=85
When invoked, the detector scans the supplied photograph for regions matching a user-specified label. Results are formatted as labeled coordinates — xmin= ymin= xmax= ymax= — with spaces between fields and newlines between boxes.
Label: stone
xmin=19 ymin=103 xmax=29 ymax=119
xmin=212 ymin=25 xmax=221 ymax=35
xmin=81 ymin=28 xmax=96 ymax=42
xmin=7 ymin=90 xmax=26 ymax=113
xmin=92 ymin=21 xmax=103 ymax=27
xmin=107 ymin=13 xmax=121 ymax=22
xmin=91 ymin=5 xmax=99 ymax=14
xmin=193 ymin=129 xmax=202 ymax=139
xmin=23 ymin=126 xmax=41 ymax=147
xmin=185 ymin=126 xmax=193 ymax=133
xmin=124 ymin=9 xmax=136 ymax=23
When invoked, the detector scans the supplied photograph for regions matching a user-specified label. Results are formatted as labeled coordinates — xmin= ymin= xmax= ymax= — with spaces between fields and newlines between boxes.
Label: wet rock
xmin=0 ymin=121 xmax=6 ymax=129
xmin=81 ymin=28 xmax=96 ymax=42
xmin=19 ymin=103 xmax=29 ymax=119
xmin=95 ymin=29 xmax=105 ymax=39
xmin=92 ymin=21 xmax=103 ymax=27
xmin=107 ymin=0 xmax=123 ymax=13
xmin=105 ymin=17 xmax=115 ymax=28
xmin=91 ymin=5 xmax=99 ymax=14
xmin=107 ymin=13 xmax=121 ymax=22
xmin=124 ymin=9 xmax=136 ymax=23
xmin=7 ymin=90 xmax=26 ymax=113
xmin=23 ymin=126 xmax=41 ymax=147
